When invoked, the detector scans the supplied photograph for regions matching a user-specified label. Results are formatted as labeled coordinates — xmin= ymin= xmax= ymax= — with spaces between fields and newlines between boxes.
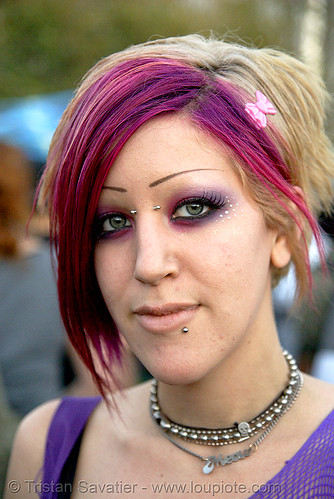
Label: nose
xmin=133 ymin=219 xmax=179 ymax=285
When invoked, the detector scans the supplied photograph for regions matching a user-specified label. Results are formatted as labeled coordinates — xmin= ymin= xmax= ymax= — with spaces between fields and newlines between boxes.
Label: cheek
xmin=94 ymin=245 xmax=130 ymax=302
xmin=193 ymin=217 xmax=273 ymax=289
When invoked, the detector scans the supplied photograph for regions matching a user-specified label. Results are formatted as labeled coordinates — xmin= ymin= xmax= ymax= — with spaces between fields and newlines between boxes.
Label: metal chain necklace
xmin=150 ymin=351 xmax=300 ymax=446
xmin=149 ymin=351 xmax=303 ymax=474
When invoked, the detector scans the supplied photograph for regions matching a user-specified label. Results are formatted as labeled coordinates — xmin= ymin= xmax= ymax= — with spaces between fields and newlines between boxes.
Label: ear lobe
xmin=270 ymin=186 xmax=305 ymax=269
xmin=271 ymin=233 xmax=292 ymax=269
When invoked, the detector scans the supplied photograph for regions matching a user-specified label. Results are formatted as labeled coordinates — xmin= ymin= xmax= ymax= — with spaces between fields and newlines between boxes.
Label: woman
xmin=6 ymin=35 xmax=334 ymax=498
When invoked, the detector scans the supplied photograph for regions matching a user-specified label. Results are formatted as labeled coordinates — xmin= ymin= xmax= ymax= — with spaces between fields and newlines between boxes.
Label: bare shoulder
xmin=4 ymin=399 xmax=61 ymax=499
xmin=88 ymin=381 xmax=152 ymax=442
xmin=303 ymin=373 xmax=334 ymax=399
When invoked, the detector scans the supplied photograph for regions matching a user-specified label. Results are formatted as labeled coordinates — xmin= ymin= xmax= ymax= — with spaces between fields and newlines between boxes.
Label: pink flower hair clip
xmin=245 ymin=90 xmax=276 ymax=129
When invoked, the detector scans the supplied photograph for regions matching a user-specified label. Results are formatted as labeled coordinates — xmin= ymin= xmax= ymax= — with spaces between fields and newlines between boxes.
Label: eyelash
xmin=94 ymin=191 xmax=226 ymax=240
xmin=171 ymin=191 xmax=226 ymax=221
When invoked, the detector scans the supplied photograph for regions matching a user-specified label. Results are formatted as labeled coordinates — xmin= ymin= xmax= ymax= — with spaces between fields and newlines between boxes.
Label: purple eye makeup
xmin=216 ymin=198 xmax=241 ymax=222
xmin=171 ymin=191 xmax=226 ymax=222
xmin=94 ymin=187 xmax=240 ymax=241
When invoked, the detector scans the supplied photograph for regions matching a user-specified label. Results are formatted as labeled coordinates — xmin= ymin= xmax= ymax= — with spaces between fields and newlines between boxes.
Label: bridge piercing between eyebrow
xmin=130 ymin=210 xmax=137 ymax=215
xmin=153 ymin=205 xmax=161 ymax=210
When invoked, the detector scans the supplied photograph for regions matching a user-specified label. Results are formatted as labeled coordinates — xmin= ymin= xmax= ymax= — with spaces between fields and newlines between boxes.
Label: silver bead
xmin=160 ymin=419 xmax=171 ymax=429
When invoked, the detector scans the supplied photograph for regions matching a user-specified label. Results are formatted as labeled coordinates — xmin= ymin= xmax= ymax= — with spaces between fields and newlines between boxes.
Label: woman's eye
xmin=172 ymin=200 xmax=212 ymax=220
xmin=98 ymin=213 xmax=132 ymax=236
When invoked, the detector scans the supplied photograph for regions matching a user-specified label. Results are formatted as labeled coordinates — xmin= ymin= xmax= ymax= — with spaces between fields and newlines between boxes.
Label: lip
xmin=134 ymin=303 xmax=199 ymax=333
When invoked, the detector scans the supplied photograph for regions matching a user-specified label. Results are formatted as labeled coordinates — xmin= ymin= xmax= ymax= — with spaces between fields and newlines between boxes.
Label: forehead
xmin=103 ymin=114 xmax=233 ymax=187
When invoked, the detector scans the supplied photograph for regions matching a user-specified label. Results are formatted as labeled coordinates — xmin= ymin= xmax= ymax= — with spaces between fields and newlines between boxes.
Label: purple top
xmin=40 ymin=396 xmax=101 ymax=499
xmin=41 ymin=397 xmax=334 ymax=498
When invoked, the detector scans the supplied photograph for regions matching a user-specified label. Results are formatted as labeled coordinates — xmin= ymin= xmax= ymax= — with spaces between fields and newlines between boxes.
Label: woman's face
xmin=94 ymin=114 xmax=287 ymax=384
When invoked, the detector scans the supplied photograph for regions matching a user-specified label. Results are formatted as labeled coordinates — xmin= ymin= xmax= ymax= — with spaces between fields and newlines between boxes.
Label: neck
xmin=157 ymin=333 xmax=288 ymax=429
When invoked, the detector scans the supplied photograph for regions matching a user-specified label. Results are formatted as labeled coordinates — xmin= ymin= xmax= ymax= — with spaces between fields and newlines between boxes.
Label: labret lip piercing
xmin=182 ymin=327 xmax=189 ymax=333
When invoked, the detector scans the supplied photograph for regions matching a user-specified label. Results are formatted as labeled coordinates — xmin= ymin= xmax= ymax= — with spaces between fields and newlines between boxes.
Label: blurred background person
xmin=0 ymin=142 xmax=65 ymax=495
xmin=0 ymin=370 xmax=20 ymax=497
xmin=0 ymin=142 xmax=66 ymax=417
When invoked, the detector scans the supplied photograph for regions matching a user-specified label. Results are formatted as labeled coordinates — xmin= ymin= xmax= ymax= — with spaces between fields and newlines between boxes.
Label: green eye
xmin=172 ymin=201 xmax=209 ymax=219
xmin=185 ymin=203 xmax=204 ymax=216
xmin=171 ymin=193 xmax=227 ymax=222
xmin=98 ymin=213 xmax=132 ymax=237
xmin=105 ymin=214 xmax=128 ymax=230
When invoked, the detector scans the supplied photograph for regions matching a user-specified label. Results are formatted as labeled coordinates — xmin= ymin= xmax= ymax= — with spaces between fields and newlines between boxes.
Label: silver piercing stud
xmin=153 ymin=205 xmax=161 ymax=210
xmin=182 ymin=327 xmax=189 ymax=333
xmin=130 ymin=210 xmax=137 ymax=215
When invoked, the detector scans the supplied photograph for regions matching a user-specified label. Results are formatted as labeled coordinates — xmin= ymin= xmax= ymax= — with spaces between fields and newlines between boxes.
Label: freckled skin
xmin=94 ymin=114 xmax=281 ymax=386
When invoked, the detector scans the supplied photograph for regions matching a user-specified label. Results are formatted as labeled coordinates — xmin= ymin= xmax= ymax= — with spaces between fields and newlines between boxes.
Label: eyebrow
xmin=102 ymin=186 xmax=127 ymax=192
xmin=102 ymin=168 xmax=220 ymax=192
xmin=149 ymin=168 xmax=219 ymax=188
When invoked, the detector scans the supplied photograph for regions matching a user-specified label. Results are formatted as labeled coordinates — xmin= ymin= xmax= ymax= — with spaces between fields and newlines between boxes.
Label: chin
xmin=146 ymin=359 xmax=209 ymax=386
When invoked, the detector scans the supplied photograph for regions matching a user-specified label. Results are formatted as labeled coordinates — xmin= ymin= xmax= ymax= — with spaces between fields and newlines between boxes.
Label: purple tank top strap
xmin=41 ymin=396 xmax=101 ymax=499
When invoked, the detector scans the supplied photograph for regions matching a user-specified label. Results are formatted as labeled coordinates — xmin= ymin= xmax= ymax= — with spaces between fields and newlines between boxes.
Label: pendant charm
xmin=202 ymin=446 xmax=253 ymax=474
xmin=237 ymin=421 xmax=251 ymax=437
xmin=203 ymin=460 xmax=215 ymax=474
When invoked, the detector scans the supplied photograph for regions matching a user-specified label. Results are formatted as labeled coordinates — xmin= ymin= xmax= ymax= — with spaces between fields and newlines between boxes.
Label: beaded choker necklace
xmin=150 ymin=350 xmax=303 ymax=474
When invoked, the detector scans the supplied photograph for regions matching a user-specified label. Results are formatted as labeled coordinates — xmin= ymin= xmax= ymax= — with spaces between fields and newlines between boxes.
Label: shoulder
xmin=4 ymin=399 xmax=61 ymax=499
xmin=84 ymin=381 xmax=152 ymax=443
xmin=297 ymin=374 xmax=334 ymax=436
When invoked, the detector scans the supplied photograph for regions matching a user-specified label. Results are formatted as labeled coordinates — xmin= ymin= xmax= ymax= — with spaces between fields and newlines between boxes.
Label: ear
xmin=270 ymin=186 xmax=304 ymax=269
xmin=270 ymin=232 xmax=292 ymax=269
